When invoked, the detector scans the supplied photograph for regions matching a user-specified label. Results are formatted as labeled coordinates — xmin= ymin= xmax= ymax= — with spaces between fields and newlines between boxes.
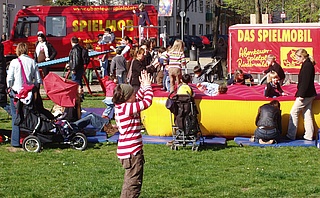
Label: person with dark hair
xmin=192 ymin=65 xmax=205 ymax=84
xmin=34 ymin=31 xmax=57 ymax=77
xmin=66 ymin=36 xmax=84 ymax=87
xmin=1 ymin=33 xmax=6 ymax=42
xmin=102 ymin=28 xmax=115 ymax=44
xmin=112 ymin=71 xmax=153 ymax=198
xmin=251 ymin=100 xmax=282 ymax=144
xmin=110 ymin=48 xmax=127 ymax=84
xmin=177 ymin=74 xmax=193 ymax=96
xmin=7 ymin=42 xmax=42 ymax=147
xmin=286 ymin=48 xmax=317 ymax=141
xmin=130 ymin=47 xmax=146 ymax=92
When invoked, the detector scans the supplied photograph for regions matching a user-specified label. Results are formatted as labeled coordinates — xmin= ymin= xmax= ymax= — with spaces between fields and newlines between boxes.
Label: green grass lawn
xmin=1 ymin=96 xmax=320 ymax=197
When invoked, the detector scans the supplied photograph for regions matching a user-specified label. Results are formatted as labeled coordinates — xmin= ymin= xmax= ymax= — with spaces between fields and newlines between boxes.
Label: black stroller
xmin=166 ymin=92 xmax=203 ymax=151
xmin=15 ymin=90 xmax=87 ymax=152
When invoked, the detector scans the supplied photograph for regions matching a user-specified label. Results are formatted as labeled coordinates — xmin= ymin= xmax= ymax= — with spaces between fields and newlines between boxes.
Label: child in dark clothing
xmin=133 ymin=3 xmax=153 ymax=39
xmin=110 ymin=48 xmax=127 ymax=84
xmin=265 ymin=71 xmax=287 ymax=98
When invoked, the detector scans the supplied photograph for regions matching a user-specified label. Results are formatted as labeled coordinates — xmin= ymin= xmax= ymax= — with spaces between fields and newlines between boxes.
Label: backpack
xmin=81 ymin=47 xmax=90 ymax=65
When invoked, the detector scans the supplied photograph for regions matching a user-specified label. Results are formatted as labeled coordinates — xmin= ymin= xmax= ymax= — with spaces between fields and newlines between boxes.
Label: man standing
xmin=66 ymin=37 xmax=85 ymax=120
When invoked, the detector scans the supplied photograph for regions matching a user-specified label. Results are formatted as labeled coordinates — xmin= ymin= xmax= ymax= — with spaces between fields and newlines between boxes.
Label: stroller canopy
xmin=43 ymin=72 xmax=78 ymax=107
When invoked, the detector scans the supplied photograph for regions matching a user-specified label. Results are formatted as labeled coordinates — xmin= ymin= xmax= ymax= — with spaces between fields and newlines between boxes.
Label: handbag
xmin=15 ymin=58 xmax=35 ymax=99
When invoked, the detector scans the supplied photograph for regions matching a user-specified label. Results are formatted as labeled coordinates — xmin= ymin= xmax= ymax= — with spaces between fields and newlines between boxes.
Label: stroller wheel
xmin=22 ymin=135 xmax=42 ymax=153
xmin=70 ymin=133 xmax=88 ymax=151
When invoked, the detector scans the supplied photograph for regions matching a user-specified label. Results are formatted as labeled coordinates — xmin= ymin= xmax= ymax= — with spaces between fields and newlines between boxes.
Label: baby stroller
xmin=15 ymin=93 xmax=87 ymax=153
xmin=166 ymin=92 xmax=203 ymax=151
xmin=202 ymin=58 xmax=222 ymax=82
xmin=16 ymin=73 xmax=88 ymax=152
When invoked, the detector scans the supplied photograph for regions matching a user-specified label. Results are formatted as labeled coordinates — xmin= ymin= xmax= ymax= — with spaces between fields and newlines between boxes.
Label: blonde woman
xmin=166 ymin=39 xmax=186 ymax=92
xmin=286 ymin=49 xmax=317 ymax=140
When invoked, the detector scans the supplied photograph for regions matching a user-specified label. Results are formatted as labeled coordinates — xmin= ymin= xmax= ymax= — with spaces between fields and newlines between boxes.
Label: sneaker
xmin=258 ymin=139 xmax=274 ymax=144
xmin=249 ymin=136 xmax=255 ymax=142
xmin=103 ymin=123 xmax=118 ymax=136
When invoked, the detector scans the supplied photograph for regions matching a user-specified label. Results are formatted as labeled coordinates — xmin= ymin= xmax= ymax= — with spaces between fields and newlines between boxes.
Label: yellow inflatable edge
xmin=141 ymin=97 xmax=320 ymax=138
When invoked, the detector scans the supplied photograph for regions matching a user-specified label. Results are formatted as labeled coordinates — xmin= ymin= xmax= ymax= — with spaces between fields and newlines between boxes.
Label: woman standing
xmin=7 ymin=43 xmax=42 ymax=147
xmin=286 ymin=49 xmax=317 ymax=140
xmin=167 ymin=39 xmax=186 ymax=93
xmin=34 ymin=31 xmax=57 ymax=77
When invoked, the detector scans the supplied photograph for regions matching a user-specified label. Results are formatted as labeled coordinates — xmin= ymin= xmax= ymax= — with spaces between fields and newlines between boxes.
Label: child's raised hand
xmin=139 ymin=70 xmax=152 ymax=86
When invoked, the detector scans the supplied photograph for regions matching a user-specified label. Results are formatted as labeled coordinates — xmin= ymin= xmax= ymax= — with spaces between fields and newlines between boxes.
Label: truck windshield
xmin=14 ymin=16 xmax=39 ymax=38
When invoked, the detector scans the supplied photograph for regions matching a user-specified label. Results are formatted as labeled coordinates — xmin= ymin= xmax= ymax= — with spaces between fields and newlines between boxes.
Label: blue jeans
xmin=102 ymin=97 xmax=114 ymax=119
xmin=254 ymin=127 xmax=280 ymax=142
xmin=117 ymin=71 xmax=127 ymax=84
xmin=71 ymin=69 xmax=84 ymax=87
xmin=165 ymin=75 xmax=170 ymax=92
xmin=72 ymin=113 xmax=109 ymax=131
xmin=101 ymin=60 xmax=109 ymax=77
xmin=10 ymin=97 xmax=20 ymax=147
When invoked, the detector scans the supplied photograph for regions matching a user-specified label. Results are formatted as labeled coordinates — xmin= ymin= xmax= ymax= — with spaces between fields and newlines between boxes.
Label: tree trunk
xmin=255 ymin=0 xmax=262 ymax=23
xmin=212 ymin=0 xmax=221 ymax=48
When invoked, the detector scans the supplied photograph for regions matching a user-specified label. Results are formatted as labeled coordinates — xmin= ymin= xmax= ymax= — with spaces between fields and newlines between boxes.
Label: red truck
xmin=3 ymin=5 xmax=158 ymax=68
xmin=228 ymin=23 xmax=320 ymax=75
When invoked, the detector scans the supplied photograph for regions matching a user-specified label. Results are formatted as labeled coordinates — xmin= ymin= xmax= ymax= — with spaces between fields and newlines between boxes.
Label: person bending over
xmin=251 ymin=100 xmax=282 ymax=144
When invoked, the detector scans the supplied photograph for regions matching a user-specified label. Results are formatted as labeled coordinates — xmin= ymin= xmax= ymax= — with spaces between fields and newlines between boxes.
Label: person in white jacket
xmin=7 ymin=42 xmax=42 ymax=147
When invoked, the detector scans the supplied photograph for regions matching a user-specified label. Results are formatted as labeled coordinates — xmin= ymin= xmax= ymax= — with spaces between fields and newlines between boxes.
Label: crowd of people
xmin=0 ymin=3 xmax=318 ymax=196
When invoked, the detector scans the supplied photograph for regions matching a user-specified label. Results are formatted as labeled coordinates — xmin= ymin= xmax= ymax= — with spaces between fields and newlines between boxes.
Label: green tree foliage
xmin=224 ymin=0 xmax=320 ymax=23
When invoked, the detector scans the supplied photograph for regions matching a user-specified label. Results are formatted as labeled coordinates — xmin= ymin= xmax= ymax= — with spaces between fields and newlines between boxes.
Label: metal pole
xmin=163 ymin=25 xmax=167 ymax=48
xmin=181 ymin=15 xmax=184 ymax=42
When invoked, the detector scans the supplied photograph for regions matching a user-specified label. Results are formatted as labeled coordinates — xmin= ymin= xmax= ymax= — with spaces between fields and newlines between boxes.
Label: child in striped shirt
xmin=166 ymin=39 xmax=186 ymax=93
xmin=112 ymin=71 xmax=153 ymax=198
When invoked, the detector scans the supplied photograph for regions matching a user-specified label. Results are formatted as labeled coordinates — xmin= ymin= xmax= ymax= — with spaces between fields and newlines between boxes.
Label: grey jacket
xmin=110 ymin=55 xmax=127 ymax=76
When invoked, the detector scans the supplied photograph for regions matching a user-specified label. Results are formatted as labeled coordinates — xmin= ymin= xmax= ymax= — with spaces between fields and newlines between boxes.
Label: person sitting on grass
xmin=227 ymin=69 xmax=254 ymax=86
xmin=192 ymin=65 xmax=205 ymax=84
xmin=196 ymin=82 xmax=228 ymax=96
xmin=250 ymin=100 xmax=282 ymax=144
xmin=177 ymin=74 xmax=193 ymax=96
xmin=264 ymin=71 xmax=288 ymax=98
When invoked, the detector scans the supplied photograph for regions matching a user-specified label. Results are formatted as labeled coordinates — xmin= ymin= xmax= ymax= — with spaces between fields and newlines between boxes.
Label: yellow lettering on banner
xmin=281 ymin=30 xmax=290 ymax=42
xmin=106 ymin=20 xmax=117 ymax=32
xmin=256 ymin=29 xmax=312 ymax=42
xmin=126 ymin=20 xmax=133 ymax=31
xmin=238 ymin=30 xmax=244 ymax=42
xmin=272 ymin=29 xmax=277 ymax=42
xmin=99 ymin=20 xmax=104 ymax=31
xmin=79 ymin=20 xmax=88 ymax=32
xmin=92 ymin=20 xmax=99 ymax=31
xmin=263 ymin=30 xmax=268 ymax=42
xmin=238 ymin=30 xmax=254 ymax=42
xmin=117 ymin=20 xmax=126 ymax=31
xmin=88 ymin=20 xmax=91 ymax=31
xmin=72 ymin=20 xmax=79 ymax=32
xmin=237 ymin=47 xmax=272 ymax=68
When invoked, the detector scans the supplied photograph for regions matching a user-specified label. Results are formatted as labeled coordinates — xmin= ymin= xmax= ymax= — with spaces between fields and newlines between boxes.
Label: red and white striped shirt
xmin=114 ymin=85 xmax=153 ymax=159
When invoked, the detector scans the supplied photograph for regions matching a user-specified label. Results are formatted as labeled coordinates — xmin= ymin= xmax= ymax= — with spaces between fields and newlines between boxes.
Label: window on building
xmin=195 ymin=0 xmax=197 ymax=12
xmin=46 ymin=16 xmax=66 ymax=37
xmin=192 ymin=24 xmax=196 ymax=35
xmin=164 ymin=21 xmax=171 ymax=34
xmin=185 ymin=23 xmax=189 ymax=35
xmin=177 ymin=22 xmax=181 ymax=34
xmin=199 ymin=0 xmax=203 ymax=13
xmin=206 ymin=24 xmax=210 ymax=34
xmin=199 ymin=24 xmax=203 ymax=35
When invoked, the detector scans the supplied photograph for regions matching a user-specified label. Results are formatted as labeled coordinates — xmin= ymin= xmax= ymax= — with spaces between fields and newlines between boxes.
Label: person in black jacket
xmin=130 ymin=47 xmax=146 ymax=92
xmin=264 ymin=54 xmax=285 ymax=85
xmin=286 ymin=49 xmax=317 ymax=141
xmin=212 ymin=37 xmax=227 ymax=79
xmin=66 ymin=36 xmax=84 ymax=87
xmin=34 ymin=31 xmax=57 ymax=77
xmin=252 ymin=100 xmax=282 ymax=144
